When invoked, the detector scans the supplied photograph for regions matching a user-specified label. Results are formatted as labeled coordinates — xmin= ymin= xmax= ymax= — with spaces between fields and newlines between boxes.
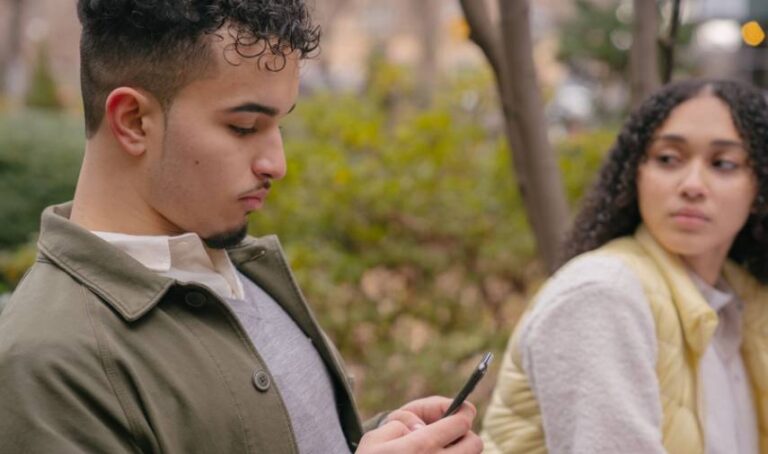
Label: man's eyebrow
xmin=227 ymin=102 xmax=296 ymax=116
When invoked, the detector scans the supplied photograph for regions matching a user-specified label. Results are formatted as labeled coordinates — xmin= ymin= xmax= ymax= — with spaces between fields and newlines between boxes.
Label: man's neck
xmin=70 ymin=139 xmax=180 ymax=236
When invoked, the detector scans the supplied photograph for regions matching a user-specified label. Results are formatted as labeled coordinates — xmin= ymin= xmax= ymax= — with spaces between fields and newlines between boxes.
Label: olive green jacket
xmin=0 ymin=203 xmax=364 ymax=453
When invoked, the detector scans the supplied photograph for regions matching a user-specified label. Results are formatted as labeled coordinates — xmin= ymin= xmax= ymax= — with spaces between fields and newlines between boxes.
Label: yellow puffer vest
xmin=481 ymin=226 xmax=768 ymax=454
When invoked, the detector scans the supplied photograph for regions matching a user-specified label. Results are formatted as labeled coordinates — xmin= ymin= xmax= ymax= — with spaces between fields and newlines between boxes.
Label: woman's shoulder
xmin=519 ymin=253 xmax=652 ymax=344
xmin=544 ymin=252 xmax=645 ymax=299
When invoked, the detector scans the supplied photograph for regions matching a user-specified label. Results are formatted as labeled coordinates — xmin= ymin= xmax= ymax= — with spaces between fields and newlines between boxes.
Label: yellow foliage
xmin=0 ymin=242 xmax=37 ymax=288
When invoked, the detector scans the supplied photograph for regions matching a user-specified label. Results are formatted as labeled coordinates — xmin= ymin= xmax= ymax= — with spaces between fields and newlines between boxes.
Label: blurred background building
xmin=1 ymin=0 xmax=765 ymax=117
xmin=692 ymin=0 xmax=768 ymax=85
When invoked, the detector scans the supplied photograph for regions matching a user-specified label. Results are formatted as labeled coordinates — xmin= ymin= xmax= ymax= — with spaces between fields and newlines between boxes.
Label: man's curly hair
xmin=561 ymin=79 xmax=768 ymax=282
xmin=77 ymin=0 xmax=320 ymax=136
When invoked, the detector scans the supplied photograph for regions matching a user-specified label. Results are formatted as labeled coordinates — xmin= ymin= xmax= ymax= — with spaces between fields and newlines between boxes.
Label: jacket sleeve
xmin=528 ymin=256 xmax=665 ymax=454
xmin=0 ymin=315 xmax=139 ymax=453
xmin=482 ymin=255 xmax=667 ymax=454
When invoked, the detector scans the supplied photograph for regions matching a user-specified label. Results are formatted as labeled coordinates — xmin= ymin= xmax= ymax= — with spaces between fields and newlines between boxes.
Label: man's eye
xmin=229 ymin=125 xmax=257 ymax=136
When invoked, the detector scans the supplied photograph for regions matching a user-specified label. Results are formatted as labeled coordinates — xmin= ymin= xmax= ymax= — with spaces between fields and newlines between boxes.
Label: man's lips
xmin=239 ymin=188 xmax=269 ymax=200
xmin=239 ymin=188 xmax=269 ymax=211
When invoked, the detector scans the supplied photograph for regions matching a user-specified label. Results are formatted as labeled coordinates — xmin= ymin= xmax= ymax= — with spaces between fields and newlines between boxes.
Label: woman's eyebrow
xmin=650 ymin=134 xmax=687 ymax=144
xmin=651 ymin=134 xmax=745 ymax=150
xmin=710 ymin=139 xmax=745 ymax=149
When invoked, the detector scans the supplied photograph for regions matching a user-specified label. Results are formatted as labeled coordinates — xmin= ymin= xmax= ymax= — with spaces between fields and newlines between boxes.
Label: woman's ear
xmin=104 ymin=87 xmax=159 ymax=157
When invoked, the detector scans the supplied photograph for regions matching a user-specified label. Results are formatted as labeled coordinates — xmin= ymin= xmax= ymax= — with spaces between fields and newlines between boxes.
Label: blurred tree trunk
xmin=629 ymin=0 xmax=660 ymax=108
xmin=413 ymin=0 xmax=439 ymax=106
xmin=459 ymin=0 xmax=569 ymax=273
xmin=3 ymin=0 xmax=25 ymax=101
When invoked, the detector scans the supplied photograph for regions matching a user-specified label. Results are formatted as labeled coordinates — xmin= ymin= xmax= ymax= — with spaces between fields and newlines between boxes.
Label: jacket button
xmin=184 ymin=291 xmax=207 ymax=308
xmin=252 ymin=370 xmax=271 ymax=392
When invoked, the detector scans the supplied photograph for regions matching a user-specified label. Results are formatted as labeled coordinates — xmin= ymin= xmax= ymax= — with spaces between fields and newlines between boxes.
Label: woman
xmin=480 ymin=79 xmax=768 ymax=454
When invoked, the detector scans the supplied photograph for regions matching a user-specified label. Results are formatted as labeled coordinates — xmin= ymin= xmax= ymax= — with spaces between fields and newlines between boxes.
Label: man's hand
xmin=396 ymin=396 xmax=475 ymax=425
xmin=356 ymin=397 xmax=482 ymax=453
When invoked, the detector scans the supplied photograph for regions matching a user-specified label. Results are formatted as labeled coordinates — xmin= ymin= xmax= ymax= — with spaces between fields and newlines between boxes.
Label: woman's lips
xmin=671 ymin=208 xmax=709 ymax=229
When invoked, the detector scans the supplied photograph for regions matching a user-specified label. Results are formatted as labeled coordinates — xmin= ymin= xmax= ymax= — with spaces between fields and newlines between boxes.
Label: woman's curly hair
xmin=78 ymin=0 xmax=320 ymax=136
xmin=561 ymin=79 xmax=768 ymax=282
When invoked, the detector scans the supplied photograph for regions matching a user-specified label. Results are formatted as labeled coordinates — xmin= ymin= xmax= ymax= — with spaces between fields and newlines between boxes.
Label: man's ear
xmin=105 ymin=87 xmax=161 ymax=157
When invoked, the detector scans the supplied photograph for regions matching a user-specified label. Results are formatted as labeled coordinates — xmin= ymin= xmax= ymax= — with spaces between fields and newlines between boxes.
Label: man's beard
xmin=203 ymin=224 xmax=248 ymax=249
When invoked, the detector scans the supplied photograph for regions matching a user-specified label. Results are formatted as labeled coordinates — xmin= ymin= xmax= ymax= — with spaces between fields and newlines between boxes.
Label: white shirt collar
xmin=92 ymin=231 xmax=245 ymax=300
xmin=687 ymin=270 xmax=737 ymax=314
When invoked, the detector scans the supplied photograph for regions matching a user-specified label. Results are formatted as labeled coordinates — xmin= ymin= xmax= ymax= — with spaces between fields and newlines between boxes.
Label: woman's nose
xmin=678 ymin=161 xmax=707 ymax=200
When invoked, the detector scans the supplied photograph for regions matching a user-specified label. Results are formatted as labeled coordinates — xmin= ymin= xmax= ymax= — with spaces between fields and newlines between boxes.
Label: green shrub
xmin=0 ymin=110 xmax=83 ymax=249
xmin=25 ymin=45 xmax=64 ymax=110
xmin=249 ymin=75 xmax=613 ymax=416
xmin=559 ymin=127 xmax=616 ymax=205
xmin=0 ymin=241 xmax=36 ymax=290
xmin=0 ymin=75 xmax=615 ymax=419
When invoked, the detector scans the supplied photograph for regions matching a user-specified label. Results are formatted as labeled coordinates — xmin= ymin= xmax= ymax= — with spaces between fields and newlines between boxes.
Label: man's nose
xmin=252 ymin=128 xmax=287 ymax=181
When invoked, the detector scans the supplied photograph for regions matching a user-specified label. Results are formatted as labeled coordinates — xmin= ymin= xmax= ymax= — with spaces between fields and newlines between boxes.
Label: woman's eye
xmin=229 ymin=125 xmax=257 ymax=136
xmin=713 ymin=159 xmax=739 ymax=171
xmin=654 ymin=153 xmax=679 ymax=166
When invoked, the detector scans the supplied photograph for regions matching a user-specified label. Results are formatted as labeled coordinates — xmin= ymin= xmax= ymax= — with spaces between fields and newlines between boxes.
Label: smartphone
xmin=441 ymin=351 xmax=494 ymax=418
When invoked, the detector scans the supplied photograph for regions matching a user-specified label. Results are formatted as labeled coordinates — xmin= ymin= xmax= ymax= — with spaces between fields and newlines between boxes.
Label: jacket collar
xmin=634 ymin=225 xmax=719 ymax=355
xmin=38 ymin=203 xmax=174 ymax=321
xmin=39 ymin=203 xmax=364 ymax=441
xmin=37 ymin=203 xmax=269 ymax=322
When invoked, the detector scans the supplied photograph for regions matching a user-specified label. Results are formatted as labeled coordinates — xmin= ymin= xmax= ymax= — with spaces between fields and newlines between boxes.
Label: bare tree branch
xmin=498 ymin=0 xmax=569 ymax=270
xmin=660 ymin=0 xmax=682 ymax=83
xmin=3 ymin=0 xmax=25 ymax=98
xmin=629 ymin=0 xmax=661 ymax=108
xmin=458 ymin=0 xmax=505 ymax=84
xmin=413 ymin=0 xmax=439 ymax=105
xmin=460 ymin=0 xmax=569 ymax=271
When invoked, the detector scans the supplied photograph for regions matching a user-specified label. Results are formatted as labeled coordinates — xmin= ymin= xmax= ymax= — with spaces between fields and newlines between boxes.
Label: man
xmin=0 ymin=1 xmax=482 ymax=453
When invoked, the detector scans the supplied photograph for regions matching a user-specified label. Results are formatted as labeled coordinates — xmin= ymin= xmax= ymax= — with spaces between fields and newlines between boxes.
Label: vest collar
xmin=634 ymin=225 xmax=719 ymax=355
xmin=721 ymin=261 xmax=768 ymax=344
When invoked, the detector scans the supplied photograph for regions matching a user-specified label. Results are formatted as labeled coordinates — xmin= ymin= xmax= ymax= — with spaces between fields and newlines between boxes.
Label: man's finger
xmin=385 ymin=409 xmax=426 ymax=431
xmin=359 ymin=420 xmax=411 ymax=446
xmin=399 ymin=396 xmax=477 ymax=424
xmin=404 ymin=411 xmax=473 ymax=450
xmin=444 ymin=432 xmax=483 ymax=454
